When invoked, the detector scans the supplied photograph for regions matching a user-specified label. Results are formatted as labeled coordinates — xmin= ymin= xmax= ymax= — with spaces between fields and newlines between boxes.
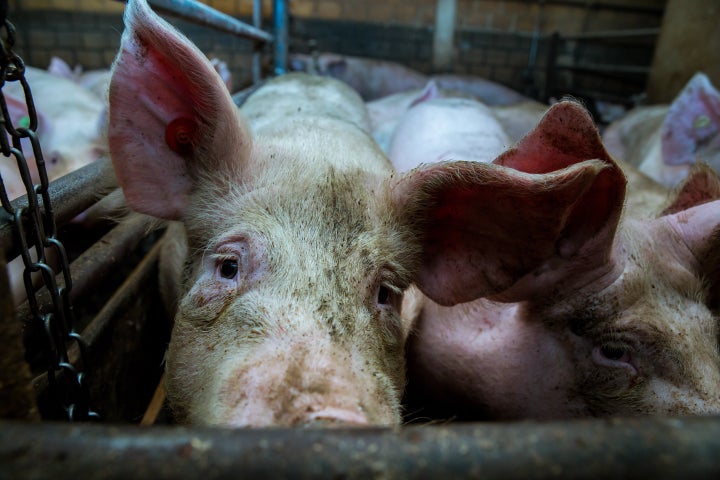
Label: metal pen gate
xmin=1 ymin=1 xmax=720 ymax=478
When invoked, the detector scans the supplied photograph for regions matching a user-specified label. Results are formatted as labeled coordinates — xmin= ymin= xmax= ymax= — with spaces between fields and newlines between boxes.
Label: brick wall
xmin=7 ymin=0 xmax=666 ymax=101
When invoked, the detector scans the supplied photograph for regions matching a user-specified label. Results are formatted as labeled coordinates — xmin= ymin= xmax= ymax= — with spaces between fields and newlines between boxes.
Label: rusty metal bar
xmin=75 ymin=227 xmax=163 ymax=351
xmin=146 ymin=0 xmax=273 ymax=43
xmin=13 ymin=214 xmax=158 ymax=330
xmin=1 ymin=417 xmax=720 ymax=479
xmin=0 ymin=157 xmax=117 ymax=260
xmin=32 ymin=231 xmax=169 ymax=421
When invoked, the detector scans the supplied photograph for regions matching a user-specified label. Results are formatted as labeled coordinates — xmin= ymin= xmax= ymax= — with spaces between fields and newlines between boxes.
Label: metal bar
xmin=252 ymin=0 xmax=262 ymax=84
xmin=273 ymin=0 xmax=288 ymax=75
xmin=432 ymin=0 xmax=457 ymax=71
xmin=111 ymin=0 xmax=274 ymax=42
xmin=13 ymin=214 xmax=158 ymax=333
xmin=0 ymin=157 xmax=117 ymax=260
xmin=558 ymin=28 xmax=660 ymax=41
xmin=553 ymin=62 xmax=650 ymax=75
xmin=76 ymin=227 xmax=163 ymax=351
xmin=31 ymin=235 xmax=169 ymax=420
xmin=2 ymin=417 xmax=720 ymax=479
xmin=148 ymin=0 xmax=273 ymax=42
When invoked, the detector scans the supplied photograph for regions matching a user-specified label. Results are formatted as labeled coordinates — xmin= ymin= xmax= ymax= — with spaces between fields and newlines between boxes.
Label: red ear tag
xmin=165 ymin=117 xmax=197 ymax=155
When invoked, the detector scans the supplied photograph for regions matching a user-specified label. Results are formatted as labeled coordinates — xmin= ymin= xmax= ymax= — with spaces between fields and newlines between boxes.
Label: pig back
xmin=240 ymin=73 xmax=371 ymax=135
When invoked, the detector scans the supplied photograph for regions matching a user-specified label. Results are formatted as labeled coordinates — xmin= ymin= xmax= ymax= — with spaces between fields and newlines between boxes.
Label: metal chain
xmin=0 ymin=12 xmax=99 ymax=421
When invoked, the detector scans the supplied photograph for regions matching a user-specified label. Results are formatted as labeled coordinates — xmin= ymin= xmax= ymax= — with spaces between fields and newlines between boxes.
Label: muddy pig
xmin=403 ymin=101 xmax=720 ymax=419
xmin=108 ymin=0 xmax=614 ymax=427
xmin=603 ymin=72 xmax=720 ymax=188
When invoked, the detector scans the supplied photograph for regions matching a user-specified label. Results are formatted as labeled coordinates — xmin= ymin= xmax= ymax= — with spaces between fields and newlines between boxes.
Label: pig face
xmin=405 ymin=103 xmax=720 ymax=419
xmin=109 ymin=0 xmax=613 ymax=427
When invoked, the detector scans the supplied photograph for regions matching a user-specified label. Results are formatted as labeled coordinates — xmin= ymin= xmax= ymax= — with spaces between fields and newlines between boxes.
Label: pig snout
xmin=167 ymin=330 xmax=396 ymax=428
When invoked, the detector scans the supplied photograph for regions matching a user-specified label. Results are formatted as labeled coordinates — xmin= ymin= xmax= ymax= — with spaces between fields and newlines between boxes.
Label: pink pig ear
xmin=661 ymin=72 xmax=720 ymax=167
xmin=660 ymin=164 xmax=720 ymax=308
xmin=662 ymin=163 xmax=720 ymax=215
xmin=409 ymin=80 xmax=440 ymax=108
xmin=108 ymin=0 xmax=250 ymax=219
xmin=494 ymin=101 xmax=626 ymax=262
xmin=393 ymin=158 xmax=608 ymax=306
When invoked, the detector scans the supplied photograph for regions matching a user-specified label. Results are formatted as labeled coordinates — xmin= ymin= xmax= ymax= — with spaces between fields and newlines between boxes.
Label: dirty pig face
xmin=165 ymin=171 xmax=417 ymax=427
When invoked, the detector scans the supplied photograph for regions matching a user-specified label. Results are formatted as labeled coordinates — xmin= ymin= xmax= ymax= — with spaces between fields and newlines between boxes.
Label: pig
xmin=289 ymin=52 xmax=532 ymax=105
xmin=48 ymin=56 xmax=232 ymax=101
xmin=109 ymin=0 xmax=614 ymax=427
xmin=388 ymin=96 xmax=511 ymax=172
xmin=431 ymin=73 xmax=532 ymax=106
xmin=402 ymin=101 xmax=720 ymax=420
xmin=603 ymin=72 xmax=720 ymax=188
xmin=366 ymin=81 xmax=446 ymax=153
xmin=48 ymin=56 xmax=112 ymax=101
xmin=288 ymin=52 xmax=429 ymax=100
xmin=2 ymin=65 xmax=107 ymax=192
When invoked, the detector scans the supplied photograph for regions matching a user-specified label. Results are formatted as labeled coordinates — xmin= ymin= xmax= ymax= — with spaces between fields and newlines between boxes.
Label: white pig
xmin=403 ymin=101 xmax=720 ymax=419
xmin=108 ymin=0 xmax=613 ymax=427
xmin=603 ymin=72 xmax=720 ymax=188
xmin=2 ymin=65 xmax=107 ymax=196
xmin=389 ymin=97 xmax=511 ymax=172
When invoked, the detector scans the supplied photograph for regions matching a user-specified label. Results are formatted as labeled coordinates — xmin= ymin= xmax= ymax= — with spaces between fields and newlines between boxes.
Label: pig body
xmin=388 ymin=97 xmax=511 ymax=172
xmin=289 ymin=52 xmax=532 ymax=105
xmin=109 ymin=1 xmax=615 ymax=427
xmin=402 ymin=103 xmax=720 ymax=419
xmin=289 ymin=52 xmax=429 ymax=100
xmin=603 ymin=72 xmax=720 ymax=188
xmin=2 ymin=65 xmax=107 ymax=199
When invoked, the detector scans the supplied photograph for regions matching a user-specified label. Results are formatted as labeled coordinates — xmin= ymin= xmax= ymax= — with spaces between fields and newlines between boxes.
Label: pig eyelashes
xmin=591 ymin=343 xmax=637 ymax=375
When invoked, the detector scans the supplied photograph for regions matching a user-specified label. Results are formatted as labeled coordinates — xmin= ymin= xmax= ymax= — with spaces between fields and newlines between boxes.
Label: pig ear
xmin=47 ymin=57 xmax=76 ymax=80
xmin=665 ymin=199 xmax=720 ymax=309
xmin=494 ymin=101 xmax=627 ymax=262
xmin=661 ymin=163 xmax=720 ymax=215
xmin=661 ymin=73 xmax=720 ymax=167
xmin=393 ymin=158 xmax=609 ymax=306
xmin=108 ymin=0 xmax=250 ymax=219
xmin=409 ymin=80 xmax=440 ymax=108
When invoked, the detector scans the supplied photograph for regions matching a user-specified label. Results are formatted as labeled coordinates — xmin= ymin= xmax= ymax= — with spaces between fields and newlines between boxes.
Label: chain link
xmin=0 ymin=13 xmax=99 ymax=421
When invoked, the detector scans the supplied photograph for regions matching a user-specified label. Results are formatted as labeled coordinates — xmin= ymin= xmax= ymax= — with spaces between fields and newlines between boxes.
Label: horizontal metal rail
xmin=145 ymin=0 xmax=273 ymax=43
xmin=558 ymin=28 xmax=660 ymax=41
xmin=0 ymin=157 xmax=118 ymax=260
xmin=13 ymin=213 xmax=159 ymax=333
xmin=553 ymin=62 xmax=650 ymax=75
xmin=1 ymin=417 xmax=720 ymax=479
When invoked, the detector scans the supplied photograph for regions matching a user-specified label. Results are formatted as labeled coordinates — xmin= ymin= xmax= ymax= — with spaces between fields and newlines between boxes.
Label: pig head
xmin=108 ymin=0 xmax=612 ymax=427
xmin=405 ymin=102 xmax=720 ymax=419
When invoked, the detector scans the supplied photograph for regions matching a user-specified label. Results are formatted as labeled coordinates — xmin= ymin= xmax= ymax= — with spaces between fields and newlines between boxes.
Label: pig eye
xmin=219 ymin=259 xmax=239 ymax=279
xmin=600 ymin=345 xmax=629 ymax=362
xmin=377 ymin=285 xmax=391 ymax=305
xmin=592 ymin=343 xmax=635 ymax=374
